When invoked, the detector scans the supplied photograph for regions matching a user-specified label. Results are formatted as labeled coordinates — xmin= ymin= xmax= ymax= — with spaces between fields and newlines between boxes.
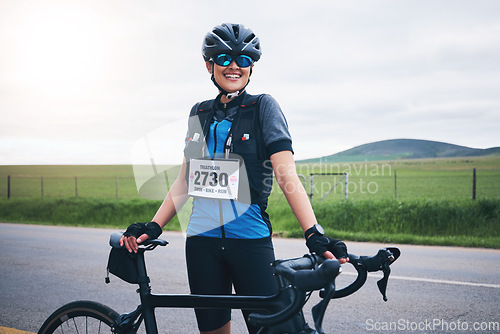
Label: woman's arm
xmin=270 ymin=150 xmax=317 ymax=232
xmin=151 ymin=158 xmax=189 ymax=227
xmin=271 ymin=150 xmax=346 ymax=262
xmin=121 ymin=158 xmax=189 ymax=252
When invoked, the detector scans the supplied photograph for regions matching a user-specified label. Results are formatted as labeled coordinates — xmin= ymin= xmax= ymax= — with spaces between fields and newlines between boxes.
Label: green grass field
xmin=1 ymin=156 xmax=499 ymax=248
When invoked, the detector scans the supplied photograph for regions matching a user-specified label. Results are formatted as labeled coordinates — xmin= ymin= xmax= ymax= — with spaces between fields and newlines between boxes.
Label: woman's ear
xmin=205 ymin=61 xmax=213 ymax=74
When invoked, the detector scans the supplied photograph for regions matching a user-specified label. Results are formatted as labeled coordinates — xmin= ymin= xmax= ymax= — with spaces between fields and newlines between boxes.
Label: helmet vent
xmin=213 ymin=30 xmax=230 ymax=42
xmin=244 ymin=33 xmax=255 ymax=44
xmin=232 ymin=25 xmax=240 ymax=39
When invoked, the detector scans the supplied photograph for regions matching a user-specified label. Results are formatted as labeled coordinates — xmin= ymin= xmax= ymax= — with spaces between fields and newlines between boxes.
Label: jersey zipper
xmin=212 ymin=122 xmax=219 ymax=159
xmin=212 ymin=121 xmax=226 ymax=242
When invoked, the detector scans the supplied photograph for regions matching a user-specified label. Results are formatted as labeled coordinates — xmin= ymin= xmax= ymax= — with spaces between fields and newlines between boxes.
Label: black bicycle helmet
xmin=202 ymin=23 xmax=262 ymax=62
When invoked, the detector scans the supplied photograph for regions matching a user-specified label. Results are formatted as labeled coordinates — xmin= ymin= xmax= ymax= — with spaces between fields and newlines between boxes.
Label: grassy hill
xmin=299 ymin=139 xmax=500 ymax=163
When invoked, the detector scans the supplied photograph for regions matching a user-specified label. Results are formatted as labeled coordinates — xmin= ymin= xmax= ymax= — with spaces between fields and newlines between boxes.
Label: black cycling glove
xmin=123 ymin=222 xmax=162 ymax=240
xmin=306 ymin=235 xmax=348 ymax=259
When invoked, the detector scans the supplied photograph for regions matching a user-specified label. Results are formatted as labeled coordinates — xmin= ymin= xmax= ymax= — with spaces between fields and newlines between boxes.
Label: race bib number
xmin=188 ymin=158 xmax=239 ymax=200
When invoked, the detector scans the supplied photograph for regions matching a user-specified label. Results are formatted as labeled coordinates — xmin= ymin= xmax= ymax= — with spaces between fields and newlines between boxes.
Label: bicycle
xmin=38 ymin=232 xmax=400 ymax=334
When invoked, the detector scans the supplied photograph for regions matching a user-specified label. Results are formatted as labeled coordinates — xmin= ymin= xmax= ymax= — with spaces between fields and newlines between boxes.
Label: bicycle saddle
xmin=109 ymin=231 xmax=168 ymax=249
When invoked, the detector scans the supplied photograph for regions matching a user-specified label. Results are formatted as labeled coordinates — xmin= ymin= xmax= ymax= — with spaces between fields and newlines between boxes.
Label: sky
xmin=1 ymin=0 xmax=499 ymax=165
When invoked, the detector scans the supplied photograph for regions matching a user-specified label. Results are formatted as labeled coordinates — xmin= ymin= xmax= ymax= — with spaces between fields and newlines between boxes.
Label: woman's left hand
xmin=306 ymin=235 xmax=350 ymax=264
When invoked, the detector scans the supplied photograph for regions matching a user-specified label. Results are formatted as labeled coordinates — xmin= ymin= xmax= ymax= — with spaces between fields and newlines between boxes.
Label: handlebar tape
xmin=329 ymin=254 xmax=368 ymax=299
xmin=247 ymin=287 xmax=306 ymax=327
xmin=248 ymin=257 xmax=340 ymax=327
xmin=276 ymin=258 xmax=341 ymax=291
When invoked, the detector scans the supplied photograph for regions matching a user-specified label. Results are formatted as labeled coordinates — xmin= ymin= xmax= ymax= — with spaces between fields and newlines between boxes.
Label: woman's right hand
xmin=120 ymin=233 xmax=149 ymax=253
xmin=119 ymin=222 xmax=162 ymax=253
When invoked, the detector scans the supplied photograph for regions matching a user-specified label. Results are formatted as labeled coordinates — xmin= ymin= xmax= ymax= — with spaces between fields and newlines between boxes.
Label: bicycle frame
xmin=115 ymin=246 xmax=308 ymax=334
xmin=106 ymin=232 xmax=400 ymax=334
xmin=39 ymin=232 xmax=399 ymax=334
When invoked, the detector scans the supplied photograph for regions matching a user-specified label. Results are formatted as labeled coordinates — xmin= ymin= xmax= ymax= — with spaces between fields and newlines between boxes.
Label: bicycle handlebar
xmin=247 ymin=255 xmax=341 ymax=328
xmin=247 ymin=287 xmax=306 ymax=328
xmin=274 ymin=255 xmax=341 ymax=291
xmin=331 ymin=247 xmax=401 ymax=301
xmin=248 ymin=247 xmax=400 ymax=330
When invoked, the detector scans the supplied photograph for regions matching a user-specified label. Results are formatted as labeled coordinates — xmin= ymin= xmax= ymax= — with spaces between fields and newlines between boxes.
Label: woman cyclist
xmin=121 ymin=23 xmax=348 ymax=334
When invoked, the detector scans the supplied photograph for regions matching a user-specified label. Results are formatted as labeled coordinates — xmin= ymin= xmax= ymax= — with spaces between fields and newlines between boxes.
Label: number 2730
xmin=193 ymin=171 xmax=229 ymax=187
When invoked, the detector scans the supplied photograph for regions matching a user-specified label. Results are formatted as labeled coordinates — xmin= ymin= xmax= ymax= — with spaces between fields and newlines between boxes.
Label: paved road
xmin=0 ymin=223 xmax=499 ymax=333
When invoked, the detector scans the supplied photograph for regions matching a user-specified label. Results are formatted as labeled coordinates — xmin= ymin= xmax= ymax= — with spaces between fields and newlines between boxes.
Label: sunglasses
xmin=212 ymin=54 xmax=254 ymax=68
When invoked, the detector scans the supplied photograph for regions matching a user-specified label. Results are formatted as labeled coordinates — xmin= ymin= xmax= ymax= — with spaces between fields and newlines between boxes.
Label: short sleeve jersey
xmin=185 ymin=93 xmax=293 ymax=239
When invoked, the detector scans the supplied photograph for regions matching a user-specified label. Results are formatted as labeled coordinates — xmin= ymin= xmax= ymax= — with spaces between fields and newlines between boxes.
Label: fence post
xmin=344 ymin=173 xmax=349 ymax=199
xmin=75 ymin=177 xmax=78 ymax=197
xmin=41 ymin=176 xmax=44 ymax=198
xmin=297 ymin=174 xmax=306 ymax=190
xmin=7 ymin=175 xmax=11 ymax=199
xmin=309 ymin=174 xmax=314 ymax=201
xmin=115 ymin=176 xmax=119 ymax=200
xmin=472 ymin=168 xmax=476 ymax=200
xmin=394 ymin=170 xmax=397 ymax=199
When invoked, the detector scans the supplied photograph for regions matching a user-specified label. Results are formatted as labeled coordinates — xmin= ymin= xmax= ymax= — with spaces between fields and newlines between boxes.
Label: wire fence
xmin=280 ymin=168 xmax=498 ymax=202
xmin=2 ymin=175 xmax=138 ymax=199
xmin=2 ymin=168 xmax=498 ymax=201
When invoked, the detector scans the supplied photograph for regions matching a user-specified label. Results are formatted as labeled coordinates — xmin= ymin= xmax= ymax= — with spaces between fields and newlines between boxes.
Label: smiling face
xmin=206 ymin=59 xmax=253 ymax=102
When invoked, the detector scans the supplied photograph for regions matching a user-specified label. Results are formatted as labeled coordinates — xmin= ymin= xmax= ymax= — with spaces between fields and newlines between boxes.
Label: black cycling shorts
xmin=185 ymin=236 xmax=279 ymax=333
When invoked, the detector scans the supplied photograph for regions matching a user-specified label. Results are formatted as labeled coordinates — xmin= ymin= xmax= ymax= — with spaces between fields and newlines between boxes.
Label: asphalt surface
xmin=0 ymin=223 xmax=499 ymax=333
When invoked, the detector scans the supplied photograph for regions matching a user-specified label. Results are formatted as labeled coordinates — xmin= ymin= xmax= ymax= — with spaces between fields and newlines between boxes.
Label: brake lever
xmin=376 ymin=248 xmax=400 ymax=301
xmin=377 ymin=261 xmax=391 ymax=301
xmin=359 ymin=247 xmax=400 ymax=302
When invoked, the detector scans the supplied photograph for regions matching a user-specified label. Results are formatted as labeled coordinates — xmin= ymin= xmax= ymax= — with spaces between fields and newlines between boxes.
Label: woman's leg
xmin=224 ymin=237 xmax=279 ymax=334
xmin=186 ymin=237 xmax=233 ymax=333
xmin=200 ymin=321 xmax=231 ymax=334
